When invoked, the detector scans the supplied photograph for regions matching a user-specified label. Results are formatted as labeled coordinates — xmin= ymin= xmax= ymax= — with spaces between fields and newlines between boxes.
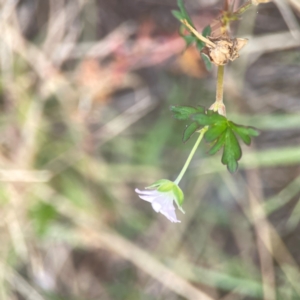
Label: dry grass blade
xmin=245 ymin=31 xmax=300 ymax=55
xmin=223 ymin=174 xmax=300 ymax=296
xmin=246 ymin=169 xmax=276 ymax=300
xmin=1 ymin=262 xmax=46 ymax=300
xmin=0 ymin=170 xmax=51 ymax=182
xmin=44 ymin=90 xmax=156 ymax=177
xmin=53 ymin=21 xmax=137 ymax=61
xmin=80 ymin=226 xmax=215 ymax=300
xmin=273 ymin=0 xmax=300 ymax=40
xmin=94 ymin=89 xmax=156 ymax=144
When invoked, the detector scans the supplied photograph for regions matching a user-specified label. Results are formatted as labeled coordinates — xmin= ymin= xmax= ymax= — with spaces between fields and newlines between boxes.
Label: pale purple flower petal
xmin=160 ymin=206 xmax=180 ymax=223
xmin=135 ymin=188 xmax=181 ymax=223
xmin=135 ymin=189 xmax=160 ymax=196
xmin=137 ymin=195 xmax=155 ymax=202
xmin=135 ymin=188 xmax=158 ymax=202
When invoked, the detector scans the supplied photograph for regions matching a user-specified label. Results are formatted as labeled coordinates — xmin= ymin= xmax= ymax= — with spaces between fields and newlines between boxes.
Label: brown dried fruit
xmin=207 ymin=35 xmax=248 ymax=66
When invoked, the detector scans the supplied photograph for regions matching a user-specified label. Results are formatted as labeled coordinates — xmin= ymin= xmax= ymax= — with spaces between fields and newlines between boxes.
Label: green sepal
xmin=183 ymin=122 xmax=200 ymax=142
xmin=170 ymin=105 xmax=205 ymax=120
xmin=146 ymin=179 xmax=171 ymax=189
xmin=201 ymin=53 xmax=212 ymax=72
xmin=158 ymin=181 xmax=174 ymax=192
xmin=172 ymin=184 xmax=185 ymax=213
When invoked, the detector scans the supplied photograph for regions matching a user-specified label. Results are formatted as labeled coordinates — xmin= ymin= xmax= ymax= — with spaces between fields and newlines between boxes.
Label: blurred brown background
xmin=0 ymin=0 xmax=300 ymax=299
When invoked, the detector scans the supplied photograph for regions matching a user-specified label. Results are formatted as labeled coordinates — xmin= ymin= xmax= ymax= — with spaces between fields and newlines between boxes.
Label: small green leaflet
xmin=221 ymin=128 xmax=241 ymax=173
xmin=172 ymin=0 xmax=212 ymax=70
xmin=172 ymin=0 xmax=194 ymax=27
xmin=183 ymin=122 xmax=200 ymax=142
xmin=201 ymin=53 xmax=212 ymax=71
xmin=197 ymin=25 xmax=211 ymax=51
xmin=170 ymin=105 xmax=204 ymax=142
xmin=202 ymin=25 xmax=211 ymax=37
xmin=170 ymin=105 xmax=205 ymax=120
xmin=229 ymin=122 xmax=260 ymax=145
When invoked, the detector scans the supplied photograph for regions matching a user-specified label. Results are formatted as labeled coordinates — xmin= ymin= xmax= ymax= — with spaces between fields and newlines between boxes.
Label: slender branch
xmin=235 ymin=0 xmax=253 ymax=15
xmin=180 ymin=19 xmax=216 ymax=48
xmin=174 ymin=127 xmax=207 ymax=185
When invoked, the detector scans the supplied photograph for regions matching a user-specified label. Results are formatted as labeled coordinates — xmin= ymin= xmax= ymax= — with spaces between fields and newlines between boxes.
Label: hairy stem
xmin=174 ymin=127 xmax=207 ymax=185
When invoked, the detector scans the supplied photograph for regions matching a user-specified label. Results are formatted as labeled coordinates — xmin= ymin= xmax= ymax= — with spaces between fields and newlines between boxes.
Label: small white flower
xmin=135 ymin=179 xmax=185 ymax=223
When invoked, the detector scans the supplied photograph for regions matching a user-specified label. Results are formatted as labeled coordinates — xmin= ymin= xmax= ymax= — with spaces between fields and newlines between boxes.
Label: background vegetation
xmin=0 ymin=0 xmax=300 ymax=299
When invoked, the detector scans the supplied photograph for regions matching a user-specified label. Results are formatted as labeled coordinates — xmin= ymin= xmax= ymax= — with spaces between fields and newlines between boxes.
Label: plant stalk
xmin=180 ymin=20 xmax=216 ymax=48
xmin=174 ymin=127 xmax=207 ymax=185
xmin=235 ymin=0 xmax=252 ymax=15
xmin=216 ymin=65 xmax=225 ymax=104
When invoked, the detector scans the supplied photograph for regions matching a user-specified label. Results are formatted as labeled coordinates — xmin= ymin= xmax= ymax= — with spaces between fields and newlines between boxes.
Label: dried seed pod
xmin=207 ymin=35 xmax=248 ymax=66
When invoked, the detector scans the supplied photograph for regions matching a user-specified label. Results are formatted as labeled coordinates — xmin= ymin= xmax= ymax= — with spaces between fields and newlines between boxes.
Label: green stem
xmin=174 ymin=128 xmax=207 ymax=185
xmin=180 ymin=19 xmax=216 ymax=48
xmin=216 ymin=65 xmax=224 ymax=104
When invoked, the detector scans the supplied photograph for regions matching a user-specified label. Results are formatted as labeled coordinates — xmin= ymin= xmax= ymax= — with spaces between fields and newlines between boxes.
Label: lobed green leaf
xmin=172 ymin=105 xmax=260 ymax=174
xmin=208 ymin=131 xmax=226 ymax=155
xmin=193 ymin=111 xmax=226 ymax=126
xmin=171 ymin=105 xmax=204 ymax=120
xmin=229 ymin=122 xmax=260 ymax=146
xmin=221 ymin=128 xmax=242 ymax=173
xmin=246 ymin=127 xmax=260 ymax=137
xmin=205 ymin=123 xmax=227 ymax=142
xmin=183 ymin=122 xmax=200 ymax=142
